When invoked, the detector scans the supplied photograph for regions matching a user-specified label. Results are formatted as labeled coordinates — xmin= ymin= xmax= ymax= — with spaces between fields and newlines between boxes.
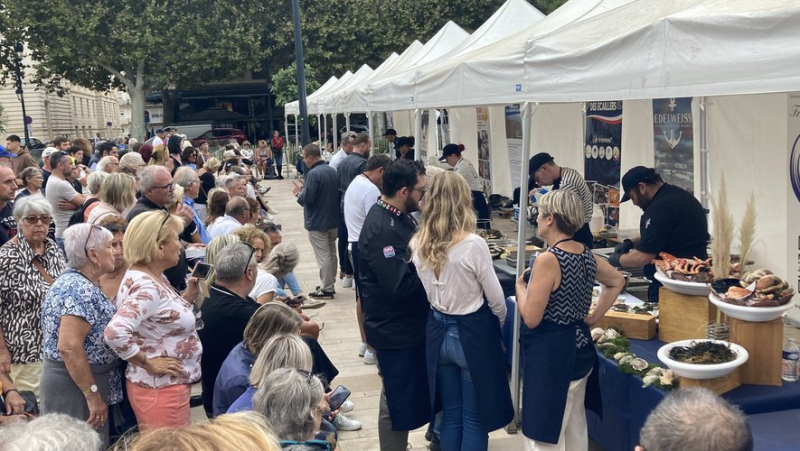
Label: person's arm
xmin=368 ymin=229 xmax=426 ymax=300
xmin=296 ymin=174 xmax=315 ymax=206
xmin=585 ymin=256 xmax=626 ymax=326
xmin=256 ymin=292 xmax=276 ymax=304
xmin=58 ymin=315 xmax=107 ymax=429
xmin=0 ymin=323 xmax=11 ymax=374
xmin=514 ymin=252 xmax=558 ymax=329
xmin=0 ymin=372 xmax=25 ymax=415
xmin=473 ymin=241 xmax=507 ymax=325
xmin=617 ymin=249 xmax=656 ymax=267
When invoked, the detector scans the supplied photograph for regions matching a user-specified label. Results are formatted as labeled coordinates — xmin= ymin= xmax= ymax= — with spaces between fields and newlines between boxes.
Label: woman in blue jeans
xmin=411 ymin=171 xmax=513 ymax=450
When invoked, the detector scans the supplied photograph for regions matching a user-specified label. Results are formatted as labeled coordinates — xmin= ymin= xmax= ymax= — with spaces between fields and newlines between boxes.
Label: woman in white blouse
xmin=411 ymin=171 xmax=513 ymax=451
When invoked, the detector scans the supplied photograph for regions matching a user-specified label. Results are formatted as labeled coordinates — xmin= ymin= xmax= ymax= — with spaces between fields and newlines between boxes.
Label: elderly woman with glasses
xmin=16 ymin=166 xmax=45 ymax=199
xmin=104 ymin=210 xmax=202 ymax=431
xmin=0 ymin=197 xmax=67 ymax=400
xmin=39 ymin=223 xmax=121 ymax=446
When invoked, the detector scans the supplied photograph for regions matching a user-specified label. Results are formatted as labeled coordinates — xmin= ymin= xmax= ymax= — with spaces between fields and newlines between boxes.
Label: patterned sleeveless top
xmin=542 ymin=246 xmax=597 ymax=348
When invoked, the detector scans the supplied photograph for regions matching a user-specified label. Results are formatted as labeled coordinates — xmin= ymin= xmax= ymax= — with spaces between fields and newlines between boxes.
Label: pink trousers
xmin=127 ymin=380 xmax=191 ymax=431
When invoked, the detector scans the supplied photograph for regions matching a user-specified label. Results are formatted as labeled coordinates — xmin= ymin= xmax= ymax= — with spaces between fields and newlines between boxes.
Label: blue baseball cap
xmin=0 ymin=145 xmax=17 ymax=158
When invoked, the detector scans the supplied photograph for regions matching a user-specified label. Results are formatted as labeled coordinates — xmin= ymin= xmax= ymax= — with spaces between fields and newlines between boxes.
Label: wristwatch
xmin=82 ymin=384 xmax=98 ymax=396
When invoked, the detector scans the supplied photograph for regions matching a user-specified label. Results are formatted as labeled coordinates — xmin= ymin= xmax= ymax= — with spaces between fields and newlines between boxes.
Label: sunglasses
xmin=157 ymin=209 xmax=171 ymax=236
xmin=22 ymin=215 xmax=50 ymax=225
xmin=241 ymin=242 xmax=255 ymax=274
xmin=83 ymin=224 xmax=103 ymax=257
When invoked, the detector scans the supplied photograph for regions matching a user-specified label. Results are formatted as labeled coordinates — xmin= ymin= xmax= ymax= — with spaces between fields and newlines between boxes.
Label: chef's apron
xmin=426 ymin=303 xmax=514 ymax=432
xmin=374 ymin=344 xmax=431 ymax=431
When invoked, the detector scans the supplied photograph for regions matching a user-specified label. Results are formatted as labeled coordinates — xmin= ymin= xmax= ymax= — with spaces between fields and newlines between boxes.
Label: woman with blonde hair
xmin=515 ymin=190 xmax=624 ymax=449
xmin=196 ymin=157 xmax=219 ymax=221
xmin=87 ymin=173 xmax=137 ymax=224
xmin=411 ymin=171 xmax=513 ymax=450
xmin=233 ymin=225 xmax=274 ymax=303
xmin=147 ymin=144 xmax=174 ymax=173
xmin=121 ymin=411 xmax=280 ymax=451
xmin=104 ymin=210 xmax=202 ymax=431
xmin=226 ymin=333 xmax=312 ymax=414
xmin=204 ymin=189 xmax=229 ymax=228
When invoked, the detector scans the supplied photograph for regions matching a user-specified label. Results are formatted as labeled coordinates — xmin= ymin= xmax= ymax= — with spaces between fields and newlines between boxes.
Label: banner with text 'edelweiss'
xmin=653 ymin=98 xmax=694 ymax=193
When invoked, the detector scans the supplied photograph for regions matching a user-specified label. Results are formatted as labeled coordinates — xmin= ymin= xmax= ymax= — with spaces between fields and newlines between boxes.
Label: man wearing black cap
xmin=609 ymin=166 xmax=708 ymax=302
xmin=529 ymin=152 xmax=594 ymax=249
xmin=395 ymin=137 xmax=415 ymax=161
xmin=383 ymin=128 xmax=398 ymax=154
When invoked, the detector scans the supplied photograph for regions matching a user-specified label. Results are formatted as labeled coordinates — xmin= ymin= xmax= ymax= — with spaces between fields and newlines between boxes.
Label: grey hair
xmin=173 ymin=166 xmax=200 ymax=189
xmin=96 ymin=156 xmax=118 ymax=173
xmin=224 ymin=175 xmax=242 ymax=190
xmin=249 ymin=333 xmax=313 ymax=387
xmin=119 ymin=151 xmax=144 ymax=167
xmin=639 ymin=387 xmax=753 ymax=451
xmin=215 ymin=174 xmax=230 ymax=189
xmin=86 ymin=171 xmax=109 ymax=195
xmin=63 ymin=223 xmax=113 ymax=269
xmin=127 ymin=138 xmax=138 ymax=147
xmin=226 ymin=196 xmax=249 ymax=217
xmin=19 ymin=166 xmax=42 ymax=185
xmin=139 ymin=165 xmax=170 ymax=193
xmin=0 ymin=413 xmax=102 ymax=451
xmin=253 ymin=368 xmax=325 ymax=442
xmin=215 ymin=241 xmax=257 ymax=282
xmin=261 ymin=242 xmax=300 ymax=278
xmin=13 ymin=195 xmax=53 ymax=220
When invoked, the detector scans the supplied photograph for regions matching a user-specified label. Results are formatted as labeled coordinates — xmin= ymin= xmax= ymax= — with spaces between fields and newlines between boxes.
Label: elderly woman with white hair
xmin=0 ymin=196 xmax=67 ymax=400
xmin=118 ymin=151 xmax=146 ymax=170
xmin=16 ymin=166 xmax=45 ymax=199
xmin=39 ymin=223 xmax=121 ymax=446
xmin=253 ymin=368 xmax=328 ymax=445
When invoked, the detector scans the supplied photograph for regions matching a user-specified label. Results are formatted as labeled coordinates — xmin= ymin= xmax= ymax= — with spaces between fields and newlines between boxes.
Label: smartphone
xmin=191 ymin=263 xmax=213 ymax=279
xmin=327 ymin=385 xmax=351 ymax=412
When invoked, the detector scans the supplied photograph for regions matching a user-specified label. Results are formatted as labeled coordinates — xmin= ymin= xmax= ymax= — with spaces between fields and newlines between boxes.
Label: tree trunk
xmin=130 ymin=82 xmax=147 ymax=142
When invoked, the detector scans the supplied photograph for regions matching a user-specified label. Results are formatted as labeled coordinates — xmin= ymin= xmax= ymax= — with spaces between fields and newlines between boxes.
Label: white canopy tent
xmin=284 ymin=75 xmax=339 ymax=116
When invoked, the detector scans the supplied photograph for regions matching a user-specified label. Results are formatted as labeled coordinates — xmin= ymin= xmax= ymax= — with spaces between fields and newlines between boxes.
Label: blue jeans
xmin=433 ymin=310 xmax=487 ymax=451
xmin=276 ymin=271 xmax=302 ymax=297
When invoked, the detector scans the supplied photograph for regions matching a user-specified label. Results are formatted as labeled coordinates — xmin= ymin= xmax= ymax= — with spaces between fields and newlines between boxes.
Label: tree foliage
xmin=270 ymin=63 xmax=321 ymax=108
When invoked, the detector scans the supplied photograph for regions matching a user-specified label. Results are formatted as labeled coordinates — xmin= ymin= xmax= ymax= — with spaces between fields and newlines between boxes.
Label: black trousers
xmin=472 ymin=190 xmax=491 ymax=229
xmin=338 ymin=204 xmax=354 ymax=275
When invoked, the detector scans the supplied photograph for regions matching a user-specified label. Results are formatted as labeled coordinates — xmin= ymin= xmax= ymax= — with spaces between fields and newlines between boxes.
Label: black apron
xmin=471 ymin=191 xmax=492 ymax=229
xmin=425 ymin=303 xmax=514 ymax=432
xmin=520 ymin=319 xmax=602 ymax=444
xmin=374 ymin=344 xmax=431 ymax=431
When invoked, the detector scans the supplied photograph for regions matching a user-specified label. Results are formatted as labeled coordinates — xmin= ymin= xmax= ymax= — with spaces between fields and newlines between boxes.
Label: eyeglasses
xmin=279 ymin=440 xmax=332 ymax=451
xmin=22 ymin=215 xmax=50 ymax=225
xmin=83 ymin=224 xmax=103 ymax=257
xmin=411 ymin=186 xmax=427 ymax=194
xmin=152 ymin=183 xmax=174 ymax=191
xmin=157 ymin=209 xmax=170 ymax=236
xmin=241 ymin=242 xmax=255 ymax=274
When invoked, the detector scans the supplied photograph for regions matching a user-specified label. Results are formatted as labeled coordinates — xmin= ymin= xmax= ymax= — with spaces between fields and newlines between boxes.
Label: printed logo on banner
xmin=654 ymin=97 xmax=694 ymax=193
xmin=585 ymin=101 xmax=623 ymax=229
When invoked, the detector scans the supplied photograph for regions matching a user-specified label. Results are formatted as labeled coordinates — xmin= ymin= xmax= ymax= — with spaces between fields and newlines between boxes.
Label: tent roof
xmin=284 ymin=75 xmax=339 ymax=115
xmin=524 ymin=0 xmax=800 ymax=102
xmin=313 ymin=64 xmax=374 ymax=113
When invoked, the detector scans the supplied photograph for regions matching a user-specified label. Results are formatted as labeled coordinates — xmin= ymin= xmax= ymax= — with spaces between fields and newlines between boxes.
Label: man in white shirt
xmin=329 ymin=131 xmax=356 ymax=170
xmin=152 ymin=129 xmax=166 ymax=147
xmin=344 ymin=154 xmax=392 ymax=364
xmin=45 ymin=151 xmax=85 ymax=247
xmin=207 ymin=196 xmax=250 ymax=239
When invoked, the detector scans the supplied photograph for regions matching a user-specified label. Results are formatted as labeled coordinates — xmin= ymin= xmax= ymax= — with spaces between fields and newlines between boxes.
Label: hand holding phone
xmin=192 ymin=263 xmax=213 ymax=279
xmin=327 ymin=385 xmax=351 ymax=412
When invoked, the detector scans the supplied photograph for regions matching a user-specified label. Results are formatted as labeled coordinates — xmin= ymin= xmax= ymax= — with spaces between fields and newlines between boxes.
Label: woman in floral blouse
xmin=104 ymin=210 xmax=201 ymax=430
xmin=39 ymin=222 xmax=121 ymax=446
xmin=0 ymin=196 xmax=66 ymax=399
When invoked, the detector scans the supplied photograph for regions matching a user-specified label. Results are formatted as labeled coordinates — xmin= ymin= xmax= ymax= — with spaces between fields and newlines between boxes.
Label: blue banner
xmin=653 ymin=97 xmax=694 ymax=193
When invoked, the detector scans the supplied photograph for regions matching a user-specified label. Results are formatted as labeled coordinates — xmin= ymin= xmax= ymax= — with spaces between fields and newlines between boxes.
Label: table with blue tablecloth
xmin=587 ymin=337 xmax=800 ymax=451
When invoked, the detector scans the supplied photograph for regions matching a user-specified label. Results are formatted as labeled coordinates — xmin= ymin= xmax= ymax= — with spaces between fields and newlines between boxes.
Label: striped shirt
xmin=553 ymin=167 xmax=593 ymax=223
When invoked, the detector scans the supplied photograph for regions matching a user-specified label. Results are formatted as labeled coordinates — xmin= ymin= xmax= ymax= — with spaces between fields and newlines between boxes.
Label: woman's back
xmin=543 ymin=245 xmax=596 ymax=326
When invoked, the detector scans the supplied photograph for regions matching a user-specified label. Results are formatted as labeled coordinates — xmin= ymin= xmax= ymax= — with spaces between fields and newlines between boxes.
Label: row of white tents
xmin=287 ymin=0 xmax=800 ymax=424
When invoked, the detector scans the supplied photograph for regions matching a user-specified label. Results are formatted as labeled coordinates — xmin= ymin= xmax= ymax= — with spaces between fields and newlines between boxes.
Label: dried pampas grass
xmin=709 ymin=176 xmax=734 ymax=280
xmin=738 ymin=193 xmax=757 ymax=271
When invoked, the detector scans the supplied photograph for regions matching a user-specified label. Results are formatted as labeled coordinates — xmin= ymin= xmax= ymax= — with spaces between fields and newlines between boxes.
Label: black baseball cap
xmin=438 ymin=143 xmax=461 ymax=161
xmin=621 ymin=166 xmax=658 ymax=202
xmin=529 ymin=152 xmax=554 ymax=174
xmin=383 ymin=128 xmax=397 ymax=136
xmin=155 ymin=128 xmax=165 ymax=134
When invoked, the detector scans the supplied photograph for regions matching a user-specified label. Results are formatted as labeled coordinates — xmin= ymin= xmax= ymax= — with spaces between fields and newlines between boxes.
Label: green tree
xmin=533 ymin=0 xmax=568 ymax=14
xmin=7 ymin=0 xmax=269 ymax=140
xmin=270 ymin=62 xmax=321 ymax=108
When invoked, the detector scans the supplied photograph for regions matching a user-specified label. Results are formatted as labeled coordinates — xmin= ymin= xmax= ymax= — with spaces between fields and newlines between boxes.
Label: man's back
xmin=45 ymin=175 xmax=78 ymax=238
xmin=298 ymin=162 xmax=339 ymax=231
xmin=337 ymin=153 xmax=367 ymax=194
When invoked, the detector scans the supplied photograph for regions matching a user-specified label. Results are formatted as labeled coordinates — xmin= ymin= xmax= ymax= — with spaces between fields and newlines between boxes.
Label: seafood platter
xmin=653 ymin=252 xmax=744 ymax=296
xmin=657 ymin=339 xmax=749 ymax=379
xmin=708 ymin=269 xmax=795 ymax=322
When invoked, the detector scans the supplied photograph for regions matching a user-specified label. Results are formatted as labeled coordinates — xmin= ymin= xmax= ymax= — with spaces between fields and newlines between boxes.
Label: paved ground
xmin=190 ymin=172 xmax=528 ymax=450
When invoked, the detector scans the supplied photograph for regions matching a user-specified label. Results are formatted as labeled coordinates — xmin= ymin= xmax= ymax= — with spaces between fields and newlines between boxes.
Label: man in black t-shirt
xmin=609 ymin=166 xmax=709 ymax=302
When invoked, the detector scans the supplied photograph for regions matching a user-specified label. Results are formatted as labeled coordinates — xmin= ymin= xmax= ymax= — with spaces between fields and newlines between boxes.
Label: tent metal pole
xmin=507 ymin=101 xmax=537 ymax=434
xmin=346 ymin=113 xmax=351 ymax=134
xmin=333 ymin=114 xmax=338 ymax=151
xmin=414 ymin=108 xmax=422 ymax=161
xmin=699 ymin=97 xmax=709 ymax=209
xmin=294 ymin=114 xmax=299 ymax=154
xmin=284 ymin=116 xmax=289 ymax=172
xmin=318 ymin=114 xmax=323 ymax=146
xmin=367 ymin=111 xmax=374 ymax=143
xmin=323 ymin=113 xmax=328 ymax=150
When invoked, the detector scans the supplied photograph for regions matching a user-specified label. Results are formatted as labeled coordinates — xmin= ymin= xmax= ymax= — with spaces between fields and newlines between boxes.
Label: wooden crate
xmin=596 ymin=311 xmax=657 ymax=340
xmin=679 ymin=368 xmax=741 ymax=395
xmin=658 ymin=288 xmax=718 ymax=343
xmin=729 ymin=317 xmax=784 ymax=386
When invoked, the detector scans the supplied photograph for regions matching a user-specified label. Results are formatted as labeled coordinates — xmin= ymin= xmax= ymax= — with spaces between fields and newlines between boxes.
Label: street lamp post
xmin=13 ymin=42 xmax=30 ymax=148
xmin=291 ymin=0 xmax=311 ymax=147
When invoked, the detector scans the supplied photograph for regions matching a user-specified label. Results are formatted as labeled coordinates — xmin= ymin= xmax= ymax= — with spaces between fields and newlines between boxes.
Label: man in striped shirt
xmin=529 ymin=152 xmax=594 ymax=249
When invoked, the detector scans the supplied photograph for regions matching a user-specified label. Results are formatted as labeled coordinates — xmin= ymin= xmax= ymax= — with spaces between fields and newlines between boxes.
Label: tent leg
xmin=346 ymin=113 xmax=351 ymax=134
xmin=333 ymin=115 xmax=338 ymax=151
xmin=699 ymin=97 xmax=709 ymax=210
xmin=367 ymin=111 xmax=374 ymax=143
xmin=506 ymin=101 xmax=538 ymax=434
xmin=323 ymin=114 xmax=328 ymax=150
xmin=318 ymin=115 xmax=323 ymax=146
xmin=414 ymin=108 xmax=422 ymax=161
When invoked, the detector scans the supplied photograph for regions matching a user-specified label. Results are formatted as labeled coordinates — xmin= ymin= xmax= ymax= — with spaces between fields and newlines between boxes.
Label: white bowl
xmin=654 ymin=271 xmax=711 ymax=296
xmin=657 ymin=339 xmax=748 ymax=380
xmin=708 ymin=293 xmax=795 ymax=322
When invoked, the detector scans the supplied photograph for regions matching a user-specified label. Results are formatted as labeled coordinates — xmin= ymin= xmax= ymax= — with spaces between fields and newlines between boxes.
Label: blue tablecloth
xmin=749 ymin=408 xmax=800 ymax=450
xmin=588 ymin=338 xmax=800 ymax=451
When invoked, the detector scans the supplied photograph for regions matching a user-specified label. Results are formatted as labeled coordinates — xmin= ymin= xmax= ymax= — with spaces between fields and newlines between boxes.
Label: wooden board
xmin=595 ymin=311 xmax=657 ymax=340
xmin=729 ymin=317 xmax=784 ymax=386
xmin=679 ymin=368 xmax=741 ymax=395
xmin=503 ymin=245 xmax=544 ymax=254
xmin=658 ymin=288 xmax=719 ymax=343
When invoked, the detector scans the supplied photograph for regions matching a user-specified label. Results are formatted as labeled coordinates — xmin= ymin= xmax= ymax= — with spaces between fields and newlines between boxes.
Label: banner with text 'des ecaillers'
xmin=584 ymin=101 xmax=622 ymax=228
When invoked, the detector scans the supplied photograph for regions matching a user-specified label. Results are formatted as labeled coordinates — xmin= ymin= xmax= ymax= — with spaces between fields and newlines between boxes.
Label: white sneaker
xmin=364 ymin=349 xmax=376 ymax=365
xmin=357 ymin=342 xmax=367 ymax=357
xmin=340 ymin=399 xmax=355 ymax=413
xmin=342 ymin=276 xmax=354 ymax=288
xmin=332 ymin=412 xmax=362 ymax=431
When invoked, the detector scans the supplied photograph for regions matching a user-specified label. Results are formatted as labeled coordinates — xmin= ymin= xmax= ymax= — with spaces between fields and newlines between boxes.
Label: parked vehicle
xmin=339 ymin=125 xmax=369 ymax=135
xmin=190 ymin=128 xmax=247 ymax=147
xmin=20 ymin=136 xmax=46 ymax=151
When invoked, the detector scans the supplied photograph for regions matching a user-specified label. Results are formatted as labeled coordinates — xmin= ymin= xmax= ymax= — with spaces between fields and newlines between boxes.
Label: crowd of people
xmin=0 ymin=130 xmax=752 ymax=451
